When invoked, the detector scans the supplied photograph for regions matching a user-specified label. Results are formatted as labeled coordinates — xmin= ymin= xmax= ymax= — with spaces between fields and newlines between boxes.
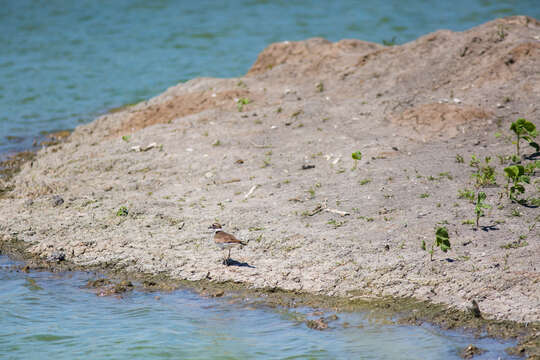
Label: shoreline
xmin=1 ymin=16 xmax=539 ymax=358
xmin=0 ymin=239 xmax=537 ymax=357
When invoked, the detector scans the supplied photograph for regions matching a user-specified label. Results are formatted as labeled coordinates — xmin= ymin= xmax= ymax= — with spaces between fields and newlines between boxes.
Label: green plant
xmin=524 ymin=160 xmax=540 ymax=175
xmin=474 ymin=192 xmax=491 ymax=228
xmin=420 ymin=193 xmax=430 ymax=198
xmin=511 ymin=208 xmax=521 ymax=217
xmin=497 ymin=154 xmax=511 ymax=165
xmin=510 ymin=118 xmax=538 ymax=157
xmin=500 ymin=240 xmax=528 ymax=249
xmin=359 ymin=178 xmax=371 ymax=185
xmin=116 ymin=206 xmax=129 ymax=217
xmin=382 ymin=36 xmax=397 ymax=46
xmin=327 ymin=219 xmax=346 ymax=228
xmin=121 ymin=135 xmax=130 ymax=142
xmin=237 ymin=98 xmax=251 ymax=112
xmin=422 ymin=227 xmax=451 ymax=261
xmin=351 ymin=151 xmax=362 ymax=170
xmin=458 ymin=188 xmax=475 ymax=202
xmin=438 ymin=172 xmax=453 ymax=180
xmin=471 ymin=156 xmax=496 ymax=187
xmin=496 ymin=24 xmax=506 ymax=41
xmin=316 ymin=82 xmax=324 ymax=92
xmin=456 ymin=154 xmax=464 ymax=164
xmin=469 ymin=155 xmax=480 ymax=168
xmin=504 ymin=165 xmax=530 ymax=201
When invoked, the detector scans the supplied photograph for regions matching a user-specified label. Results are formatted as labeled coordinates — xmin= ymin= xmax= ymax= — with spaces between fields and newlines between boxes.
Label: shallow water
xmin=1 ymin=0 xmax=539 ymax=158
xmin=0 ymin=256 xmax=518 ymax=359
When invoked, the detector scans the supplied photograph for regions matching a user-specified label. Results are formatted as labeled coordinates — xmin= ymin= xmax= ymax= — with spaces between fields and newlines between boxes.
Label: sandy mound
xmin=1 ymin=16 xmax=539 ymax=334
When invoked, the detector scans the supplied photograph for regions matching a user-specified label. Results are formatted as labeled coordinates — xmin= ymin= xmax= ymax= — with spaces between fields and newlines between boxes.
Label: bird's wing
xmin=216 ymin=231 xmax=245 ymax=244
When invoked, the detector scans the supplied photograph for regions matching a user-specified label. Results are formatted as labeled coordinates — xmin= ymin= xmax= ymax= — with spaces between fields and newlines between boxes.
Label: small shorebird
xmin=209 ymin=223 xmax=247 ymax=265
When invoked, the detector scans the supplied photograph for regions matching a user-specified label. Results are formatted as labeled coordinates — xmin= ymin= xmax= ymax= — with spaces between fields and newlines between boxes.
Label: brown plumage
xmin=209 ymin=223 xmax=247 ymax=264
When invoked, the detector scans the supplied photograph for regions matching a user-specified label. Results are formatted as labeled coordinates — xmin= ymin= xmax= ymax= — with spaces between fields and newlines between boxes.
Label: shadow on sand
xmin=223 ymin=258 xmax=255 ymax=268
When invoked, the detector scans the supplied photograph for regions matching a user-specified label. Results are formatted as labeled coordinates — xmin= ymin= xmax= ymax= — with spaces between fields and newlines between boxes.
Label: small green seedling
xmin=469 ymin=155 xmax=480 ymax=168
xmin=422 ymin=227 xmax=451 ymax=261
xmin=471 ymin=156 xmax=496 ymax=187
xmin=351 ymin=151 xmax=362 ymax=170
xmin=121 ymin=135 xmax=130 ymax=142
xmin=504 ymin=165 xmax=530 ymax=201
xmin=524 ymin=160 xmax=540 ymax=176
xmin=458 ymin=188 xmax=475 ymax=202
xmin=237 ymin=98 xmax=251 ymax=112
xmin=510 ymin=118 xmax=538 ymax=157
xmin=474 ymin=192 xmax=491 ymax=228
xmin=116 ymin=206 xmax=129 ymax=217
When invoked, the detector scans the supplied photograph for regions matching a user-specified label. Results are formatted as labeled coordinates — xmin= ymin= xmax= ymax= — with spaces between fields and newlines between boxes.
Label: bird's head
xmin=208 ymin=223 xmax=222 ymax=230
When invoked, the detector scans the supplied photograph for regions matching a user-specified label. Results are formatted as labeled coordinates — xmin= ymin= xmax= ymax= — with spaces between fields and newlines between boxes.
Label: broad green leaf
xmin=516 ymin=118 xmax=527 ymax=126
xmin=477 ymin=192 xmax=487 ymax=202
xmin=523 ymin=121 xmax=536 ymax=133
xmin=351 ymin=151 xmax=362 ymax=160
xmin=521 ymin=175 xmax=530 ymax=184
xmin=504 ymin=166 xmax=518 ymax=179
xmin=510 ymin=122 xmax=518 ymax=133
xmin=435 ymin=227 xmax=448 ymax=239
xmin=529 ymin=141 xmax=540 ymax=152
xmin=440 ymin=239 xmax=451 ymax=252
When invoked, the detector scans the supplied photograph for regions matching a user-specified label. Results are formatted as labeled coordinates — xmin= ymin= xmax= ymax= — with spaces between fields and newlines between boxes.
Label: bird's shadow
xmin=480 ymin=224 xmax=500 ymax=232
xmin=224 ymin=258 xmax=256 ymax=268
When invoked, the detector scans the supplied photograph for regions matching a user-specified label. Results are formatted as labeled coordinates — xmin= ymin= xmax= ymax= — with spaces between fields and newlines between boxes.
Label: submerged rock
xmin=306 ymin=317 xmax=328 ymax=330
xmin=459 ymin=344 xmax=486 ymax=359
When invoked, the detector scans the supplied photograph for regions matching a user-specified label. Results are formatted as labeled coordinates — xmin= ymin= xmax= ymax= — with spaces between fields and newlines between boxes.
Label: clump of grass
xmin=458 ymin=188 xmax=475 ymax=202
xmin=237 ymin=98 xmax=251 ymax=112
xmin=500 ymin=240 xmax=528 ymax=249
xmin=328 ymin=219 xmax=347 ymax=228
xmin=471 ymin=156 xmax=496 ymax=187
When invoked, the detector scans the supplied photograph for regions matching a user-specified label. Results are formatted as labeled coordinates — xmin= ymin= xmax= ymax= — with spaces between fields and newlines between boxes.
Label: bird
xmin=208 ymin=223 xmax=247 ymax=265
xmin=469 ymin=299 xmax=482 ymax=318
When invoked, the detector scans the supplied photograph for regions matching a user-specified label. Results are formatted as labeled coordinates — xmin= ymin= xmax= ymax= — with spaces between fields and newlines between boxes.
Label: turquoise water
xmin=1 ymin=0 xmax=539 ymax=158
xmin=0 ymin=256 xmax=518 ymax=359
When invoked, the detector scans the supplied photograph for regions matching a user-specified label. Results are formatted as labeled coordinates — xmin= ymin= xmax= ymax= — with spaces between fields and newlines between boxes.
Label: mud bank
xmin=1 ymin=15 xmax=539 ymax=357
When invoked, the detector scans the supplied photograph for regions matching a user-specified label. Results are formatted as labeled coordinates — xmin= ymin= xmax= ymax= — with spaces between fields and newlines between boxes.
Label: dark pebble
xmin=52 ymin=195 xmax=64 ymax=207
